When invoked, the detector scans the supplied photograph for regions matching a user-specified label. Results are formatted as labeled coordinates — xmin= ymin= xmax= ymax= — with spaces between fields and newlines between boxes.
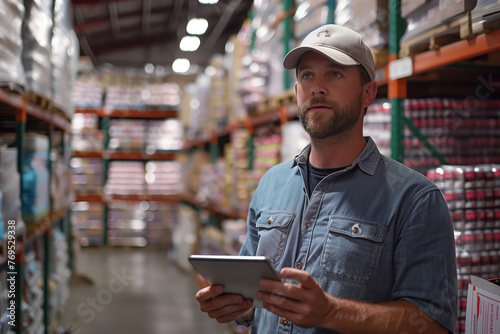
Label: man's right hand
xmin=195 ymin=285 xmax=254 ymax=323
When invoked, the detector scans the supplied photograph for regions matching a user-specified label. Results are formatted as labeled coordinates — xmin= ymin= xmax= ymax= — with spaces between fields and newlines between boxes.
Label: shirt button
xmin=305 ymin=222 xmax=311 ymax=228
xmin=295 ymin=263 xmax=303 ymax=270
xmin=280 ymin=317 xmax=289 ymax=325
xmin=267 ymin=219 xmax=272 ymax=225
xmin=352 ymin=224 xmax=360 ymax=234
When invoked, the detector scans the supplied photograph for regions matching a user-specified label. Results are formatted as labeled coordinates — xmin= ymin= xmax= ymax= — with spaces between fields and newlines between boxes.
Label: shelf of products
xmin=71 ymin=82 xmax=184 ymax=247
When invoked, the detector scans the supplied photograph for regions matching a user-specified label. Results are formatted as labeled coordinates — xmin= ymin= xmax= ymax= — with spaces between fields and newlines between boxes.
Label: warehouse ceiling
xmin=71 ymin=0 xmax=253 ymax=71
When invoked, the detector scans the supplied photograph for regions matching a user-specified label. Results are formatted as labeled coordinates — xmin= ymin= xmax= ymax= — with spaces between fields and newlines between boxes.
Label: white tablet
xmin=189 ymin=255 xmax=282 ymax=308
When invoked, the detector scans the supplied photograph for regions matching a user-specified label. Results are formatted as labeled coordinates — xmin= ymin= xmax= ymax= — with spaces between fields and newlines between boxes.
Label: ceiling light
xmin=199 ymin=0 xmax=218 ymax=4
xmin=180 ymin=36 xmax=201 ymax=51
xmin=187 ymin=18 xmax=208 ymax=35
xmin=172 ymin=58 xmax=190 ymax=73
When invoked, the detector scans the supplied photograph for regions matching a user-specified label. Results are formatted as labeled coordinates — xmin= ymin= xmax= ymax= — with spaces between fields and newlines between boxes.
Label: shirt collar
xmin=292 ymin=137 xmax=381 ymax=176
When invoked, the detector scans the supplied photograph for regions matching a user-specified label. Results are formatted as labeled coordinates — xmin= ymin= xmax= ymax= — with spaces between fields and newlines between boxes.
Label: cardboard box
xmin=465 ymin=276 xmax=500 ymax=334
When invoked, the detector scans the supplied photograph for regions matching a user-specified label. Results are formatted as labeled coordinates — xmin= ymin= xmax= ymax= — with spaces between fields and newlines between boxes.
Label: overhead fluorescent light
xmin=172 ymin=58 xmax=190 ymax=73
xmin=187 ymin=18 xmax=208 ymax=35
xmin=199 ymin=0 xmax=218 ymax=4
xmin=180 ymin=36 xmax=201 ymax=51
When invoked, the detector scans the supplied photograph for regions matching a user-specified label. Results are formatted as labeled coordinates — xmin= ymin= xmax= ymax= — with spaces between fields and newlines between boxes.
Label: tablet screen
xmin=189 ymin=255 xmax=282 ymax=308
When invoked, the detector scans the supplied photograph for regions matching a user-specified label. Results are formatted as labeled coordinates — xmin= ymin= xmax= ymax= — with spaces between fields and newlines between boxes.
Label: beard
xmin=297 ymin=93 xmax=363 ymax=140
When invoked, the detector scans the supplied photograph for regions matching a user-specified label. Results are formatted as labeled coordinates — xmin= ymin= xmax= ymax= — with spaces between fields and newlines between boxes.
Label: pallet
xmin=23 ymin=90 xmax=52 ymax=110
xmin=399 ymin=12 xmax=474 ymax=58
xmin=0 ymin=82 xmax=25 ymax=96
xmin=254 ymin=89 xmax=296 ymax=115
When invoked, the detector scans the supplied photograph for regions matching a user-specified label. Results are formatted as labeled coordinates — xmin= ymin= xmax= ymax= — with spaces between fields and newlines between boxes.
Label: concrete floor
xmin=59 ymin=248 xmax=240 ymax=334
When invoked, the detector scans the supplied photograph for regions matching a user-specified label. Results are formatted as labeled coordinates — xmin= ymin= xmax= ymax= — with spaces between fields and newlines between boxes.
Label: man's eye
xmin=302 ymin=73 xmax=312 ymax=79
xmin=330 ymin=72 xmax=342 ymax=78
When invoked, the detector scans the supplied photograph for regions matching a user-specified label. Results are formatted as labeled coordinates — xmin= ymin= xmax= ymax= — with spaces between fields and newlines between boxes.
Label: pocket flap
xmin=256 ymin=211 xmax=295 ymax=229
xmin=327 ymin=216 xmax=387 ymax=242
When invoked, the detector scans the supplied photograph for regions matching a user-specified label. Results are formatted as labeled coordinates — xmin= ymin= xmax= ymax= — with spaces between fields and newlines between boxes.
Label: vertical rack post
xmin=14 ymin=102 xmax=27 ymax=334
xmin=388 ymin=0 xmax=406 ymax=163
xmin=43 ymin=229 xmax=50 ymax=334
xmin=102 ymin=117 xmax=110 ymax=246
xmin=326 ymin=0 xmax=336 ymax=23
xmin=283 ymin=0 xmax=294 ymax=91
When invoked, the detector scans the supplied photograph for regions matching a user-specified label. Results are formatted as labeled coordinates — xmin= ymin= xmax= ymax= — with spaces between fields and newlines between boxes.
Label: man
xmin=195 ymin=24 xmax=457 ymax=333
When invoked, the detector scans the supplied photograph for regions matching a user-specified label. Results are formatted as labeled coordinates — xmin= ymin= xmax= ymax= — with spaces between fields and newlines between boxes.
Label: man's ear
xmin=362 ymin=81 xmax=378 ymax=109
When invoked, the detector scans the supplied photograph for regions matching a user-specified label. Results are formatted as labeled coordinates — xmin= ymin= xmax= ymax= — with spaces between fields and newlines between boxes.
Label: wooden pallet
xmin=399 ymin=12 xmax=474 ymax=58
xmin=0 ymin=82 xmax=25 ymax=96
xmin=23 ymin=90 xmax=52 ymax=110
xmin=254 ymin=89 xmax=296 ymax=115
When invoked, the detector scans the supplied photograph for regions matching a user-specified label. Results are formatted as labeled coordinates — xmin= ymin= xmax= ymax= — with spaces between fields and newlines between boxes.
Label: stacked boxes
xmin=71 ymin=201 xmax=104 ymax=246
xmin=247 ymin=134 xmax=281 ymax=199
xmin=21 ymin=0 xmax=53 ymax=100
xmin=71 ymin=158 xmax=104 ymax=196
xmin=144 ymin=161 xmax=183 ymax=195
xmin=335 ymin=0 xmax=388 ymax=64
xmin=71 ymin=113 xmax=104 ymax=152
xmin=427 ymin=165 xmax=500 ymax=333
xmin=22 ymin=134 xmax=50 ymax=224
xmin=363 ymin=98 xmax=500 ymax=172
xmin=0 ymin=0 xmax=26 ymax=87
xmin=227 ymin=129 xmax=251 ymax=216
xmin=72 ymin=79 xmax=104 ymax=108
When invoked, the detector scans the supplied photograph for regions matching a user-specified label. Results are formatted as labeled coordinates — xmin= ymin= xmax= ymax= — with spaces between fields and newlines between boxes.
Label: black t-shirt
xmin=299 ymin=161 xmax=347 ymax=197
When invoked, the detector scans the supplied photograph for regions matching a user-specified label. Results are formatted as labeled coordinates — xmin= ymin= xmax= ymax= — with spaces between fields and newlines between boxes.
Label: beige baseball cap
xmin=283 ymin=24 xmax=375 ymax=81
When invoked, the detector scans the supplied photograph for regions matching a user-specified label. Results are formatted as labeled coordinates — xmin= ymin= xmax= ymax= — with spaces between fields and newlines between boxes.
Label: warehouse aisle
xmin=60 ymin=248 xmax=234 ymax=334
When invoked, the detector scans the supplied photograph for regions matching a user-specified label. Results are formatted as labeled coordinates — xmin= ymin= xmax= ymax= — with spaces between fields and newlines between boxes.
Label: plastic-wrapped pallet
xmin=21 ymin=0 xmax=53 ymax=100
xmin=471 ymin=0 xmax=500 ymax=35
xmin=0 ymin=0 xmax=26 ymax=88
xmin=335 ymin=0 xmax=388 ymax=67
xmin=51 ymin=0 xmax=79 ymax=117
xmin=294 ymin=0 xmax=331 ymax=40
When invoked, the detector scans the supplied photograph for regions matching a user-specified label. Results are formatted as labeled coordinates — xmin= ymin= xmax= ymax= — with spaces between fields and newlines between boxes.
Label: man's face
xmin=295 ymin=52 xmax=364 ymax=140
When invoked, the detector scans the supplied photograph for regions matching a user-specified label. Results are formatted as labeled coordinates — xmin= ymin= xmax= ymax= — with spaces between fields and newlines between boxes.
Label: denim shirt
xmin=239 ymin=137 xmax=458 ymax=333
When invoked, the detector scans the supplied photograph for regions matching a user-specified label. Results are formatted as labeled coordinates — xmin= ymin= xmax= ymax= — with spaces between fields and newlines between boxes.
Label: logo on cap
xmin=316 ymin=30 xmax=332 ymax=38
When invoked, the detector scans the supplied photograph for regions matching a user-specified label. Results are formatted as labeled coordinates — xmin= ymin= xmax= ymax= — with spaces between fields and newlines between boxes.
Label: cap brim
xmin=283 ymin=46 xmax=360 ymax=70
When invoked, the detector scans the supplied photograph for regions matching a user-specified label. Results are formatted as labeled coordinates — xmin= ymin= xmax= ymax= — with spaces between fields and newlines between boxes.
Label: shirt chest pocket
xmin=322 ymin=216 xmax=388 ymax=284
xmin=255 ymin=211 xmax=295 ymax=267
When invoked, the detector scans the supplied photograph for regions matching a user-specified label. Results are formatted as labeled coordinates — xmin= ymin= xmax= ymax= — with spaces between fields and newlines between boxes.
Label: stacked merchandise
xmin=145 ymin=119 xmax=184 ymax=152
xmin=106 ymin=161 xmax=182 ymax=196
xmin=51 ymin=0 xmax=79 ymax=117
xmin=107 ymin=200 xmax=178 ymax=247
xmin=105 ymin=86 xmax=148 ymax=110
xmin=221 ymin=219 xmax=247 ymax=255
xmin=470 ymin=0 xmax=500 ymax=35
xmin=237 ymin=20 xmax=270 ymax=109
xmin=427 ymin=165 xmax=500 ymax=333
xmin=144 ymin=161 xmax=183 ymax=195
xmin=194 ymin=158 xmax=227 ymax=209
xmin=251 ymin=0 xmax=286 ymax=99
xmin=280 ymin=120 xmax=310 ymax=162
xmin=294 ymin=0 xmax=332 ymax=40
xmin=48 ymin=228 xmax=70 ymax=329
xmin=71 ymin=113 xmax=104 ymax=153
xmin=107 ymin=201 xmax=148 ymax=247
xmin=72 ymin=79 xmax=104 ymax=108
xmin=21 ymin=0 xmax=53 ymax=100
xmin=71 ymin=201 xmax=104 ymax=246
xmin=0 ymin=0 xmax=26 ymax=87
xmin=22 ymin=134 xmax=50 ymax=224
xmin=247 ymin=134 xmax=281 ymax=199
xmin=224 ymin=33 xmax=248 ymax=124
xmin=141 ymin=201 xmax=178 ymax=247
xmin=227 ymin=129 xmax=251 ymax=217
xmin=363 ymin=98 xmax=500 ymax=172
xmin=363 ymin=100 xmax=391 ymax=157
xmin=50 ymin=131 xmax=73 ymax=212
xmin=105 ymin=161 xmax=144 ymax=196
xmin=399 ymin=0 xmax=478 ymax=56
xmin=208 ymin=56 xmax=229 ymax=132
xmin=143 ymin=83 xmax=181 ymax=109
xmin=182 ymin=75 xmax=212 ymax=140
xmin=0 ymin=146 xmax=26 ymax=245
xmin=109 ymin=119 xmax=147 ymax=151
xmin=21 ymin=247 xmax=44 ymax=334
xmin=70 ymin=158 xmax=104 ymax=196
xmin=335 ymin=0 xmax=388 ymax=67
xmin=404 ymin=98 xmax=500 ymax=172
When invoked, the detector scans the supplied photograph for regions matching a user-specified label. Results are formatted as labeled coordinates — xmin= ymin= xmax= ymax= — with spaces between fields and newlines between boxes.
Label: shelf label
xmin=389 ymin=57 xmax=413 ymax=80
